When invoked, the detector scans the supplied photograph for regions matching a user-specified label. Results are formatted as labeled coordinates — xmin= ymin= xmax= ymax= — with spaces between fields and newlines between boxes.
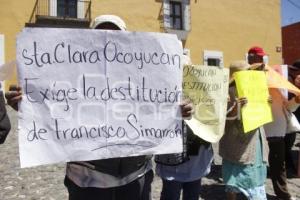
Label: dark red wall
xmin=282 ymin=22 xmax=300 ymax=65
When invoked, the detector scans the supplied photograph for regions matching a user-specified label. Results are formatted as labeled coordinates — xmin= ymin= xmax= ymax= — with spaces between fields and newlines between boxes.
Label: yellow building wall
xmin=187 ymin=0 xmax=282 ymax=66
xmin=0 ymin=0 xmax=36 ymax=91
xmin=90 ymin=0 xmax=282 ymax=66
xmin=91 ymin=0 xmax=162 ymax=33
xmin=0 ymin=0 xmax=282 ymax=91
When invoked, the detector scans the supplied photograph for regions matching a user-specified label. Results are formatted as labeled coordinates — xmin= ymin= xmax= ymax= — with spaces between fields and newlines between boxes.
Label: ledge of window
xmin=164 ymin=28 xmax=190 ymax=40
xmin=26 ymin=15 xmax=90 ymax=28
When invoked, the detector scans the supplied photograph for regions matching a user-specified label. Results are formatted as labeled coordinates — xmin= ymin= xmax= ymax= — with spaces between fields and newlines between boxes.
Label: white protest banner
xmin=17 ymin=28 xmax=183 ymax=167
xmin=183 ymin=65 xmax=229 ymax=143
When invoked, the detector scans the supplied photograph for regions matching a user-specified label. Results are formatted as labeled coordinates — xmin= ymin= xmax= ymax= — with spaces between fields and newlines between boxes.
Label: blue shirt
xmin=155 ymin=145 xmax=214 ymax=182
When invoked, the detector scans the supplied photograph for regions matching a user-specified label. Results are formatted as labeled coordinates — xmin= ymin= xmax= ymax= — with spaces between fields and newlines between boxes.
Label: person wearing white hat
xmin=63 ymin=15 xmax=193 ymax=200
xmin=62 ymin=15 xmax=155 ymax=200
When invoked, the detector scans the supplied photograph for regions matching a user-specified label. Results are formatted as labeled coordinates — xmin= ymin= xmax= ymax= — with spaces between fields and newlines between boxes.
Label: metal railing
xmin=28 ymin=0 xmax=91 ymax=23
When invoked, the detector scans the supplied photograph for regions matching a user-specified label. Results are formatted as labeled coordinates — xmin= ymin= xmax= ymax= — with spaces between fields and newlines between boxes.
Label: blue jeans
xmin=160 ymin=179 xmax=201 ymax=200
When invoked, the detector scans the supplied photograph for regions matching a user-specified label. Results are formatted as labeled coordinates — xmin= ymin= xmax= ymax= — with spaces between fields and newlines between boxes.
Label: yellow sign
xmin=234 ymin=71 xmax=273 ymax=133
xmin=183 ymin=65 xmax=229 ymax=143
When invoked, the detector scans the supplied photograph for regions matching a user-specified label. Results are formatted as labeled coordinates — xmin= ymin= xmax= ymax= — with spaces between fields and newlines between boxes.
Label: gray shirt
xmin=66 ymin=160 xmax=152 ymax=188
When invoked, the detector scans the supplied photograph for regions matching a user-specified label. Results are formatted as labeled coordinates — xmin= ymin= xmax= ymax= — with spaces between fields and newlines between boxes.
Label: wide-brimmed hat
xmin=229 ymin=60 xmax=250 ymax=77
xmin=229 ymin=60 xmax=250 ymax=83
xmin=91 ymin=15 xmax=126 ymax=30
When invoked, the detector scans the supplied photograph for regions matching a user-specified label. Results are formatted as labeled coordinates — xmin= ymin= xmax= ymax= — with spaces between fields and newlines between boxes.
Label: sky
xmin=281 ymin=0 xmax=300 ymax=26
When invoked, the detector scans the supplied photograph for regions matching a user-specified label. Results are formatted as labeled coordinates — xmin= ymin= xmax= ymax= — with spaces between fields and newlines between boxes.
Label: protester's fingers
xmin=9 ymin=95 xmax=22 ymax=102
xmin=6 ymin=95 xmax=21 ymax=111
xmin=182 ymin=111 xmax=193 ymax=120
xmin=242 ymin=99 xmax=248 ymax=105
xmin=181 ymin=102 xmax=193 ymax=113
xmin=6 ymin=85 xmax=22 ymax=106
xmin=5 ymin=90 xmax=22 ymax=100
xmin=268 ymin=96 xmax=273 ymax=104
xmin=180 ymin=99 xmax=192 ymax=109
xmin=5 ymin=90 xmax=22 ymax=111
xmin=238 ymin=97 xmax=248 ymax=106
xmin=7 ymin=95 xmax=22 ymax=107
xmin=181 ymin=103 xmax=194 ymax=119
xmin=181 ymin=102 xmax=193 ymax=111
xmin=182 ymin=107 xmax=194 ymax=115
xmin=238 ymin=97 xmax=247 ymax=102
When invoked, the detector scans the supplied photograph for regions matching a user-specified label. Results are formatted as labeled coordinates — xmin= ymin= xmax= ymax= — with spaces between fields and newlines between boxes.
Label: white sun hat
xmin=91 ymin=15 xmax=126 ymax=30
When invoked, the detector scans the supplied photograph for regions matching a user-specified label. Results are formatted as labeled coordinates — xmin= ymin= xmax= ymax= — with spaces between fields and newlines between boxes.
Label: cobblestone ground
xmin=0 ymin=107 xmax=299 ymax=200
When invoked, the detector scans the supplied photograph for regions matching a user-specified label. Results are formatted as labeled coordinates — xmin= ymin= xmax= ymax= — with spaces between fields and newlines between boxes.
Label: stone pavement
xmin=0 ymin=107 xmax=299 ymax=200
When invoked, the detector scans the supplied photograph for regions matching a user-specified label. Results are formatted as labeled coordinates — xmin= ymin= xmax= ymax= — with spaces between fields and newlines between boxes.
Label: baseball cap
xmin=248 ymin=46 xmax=267 ymax=56
xmin=91 ymin=15 xmax=126 ymax=30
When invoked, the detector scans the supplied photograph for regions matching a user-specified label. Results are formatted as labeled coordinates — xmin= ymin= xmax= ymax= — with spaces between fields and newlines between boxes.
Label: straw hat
xmin=229 ymin=60 xmax=250 ymax=83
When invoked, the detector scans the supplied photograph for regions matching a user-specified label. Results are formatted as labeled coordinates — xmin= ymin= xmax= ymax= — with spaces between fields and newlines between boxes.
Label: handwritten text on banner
xmin=234 ymin=71 xmax=273 ymax=133
xmin=17 ymin=28 xmax=183 ymax=167
xmin=183 ymin=65 xmax=229 ymax=143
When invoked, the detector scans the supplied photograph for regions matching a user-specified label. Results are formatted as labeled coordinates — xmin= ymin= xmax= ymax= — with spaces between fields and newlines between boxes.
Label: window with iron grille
xmin=57 ymin=0 xmax=77 ymax=18
xmin=204 ymin=50 xmax=224 ymax=67
xmin=170 ymin=1 xmax=183 ymax=30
